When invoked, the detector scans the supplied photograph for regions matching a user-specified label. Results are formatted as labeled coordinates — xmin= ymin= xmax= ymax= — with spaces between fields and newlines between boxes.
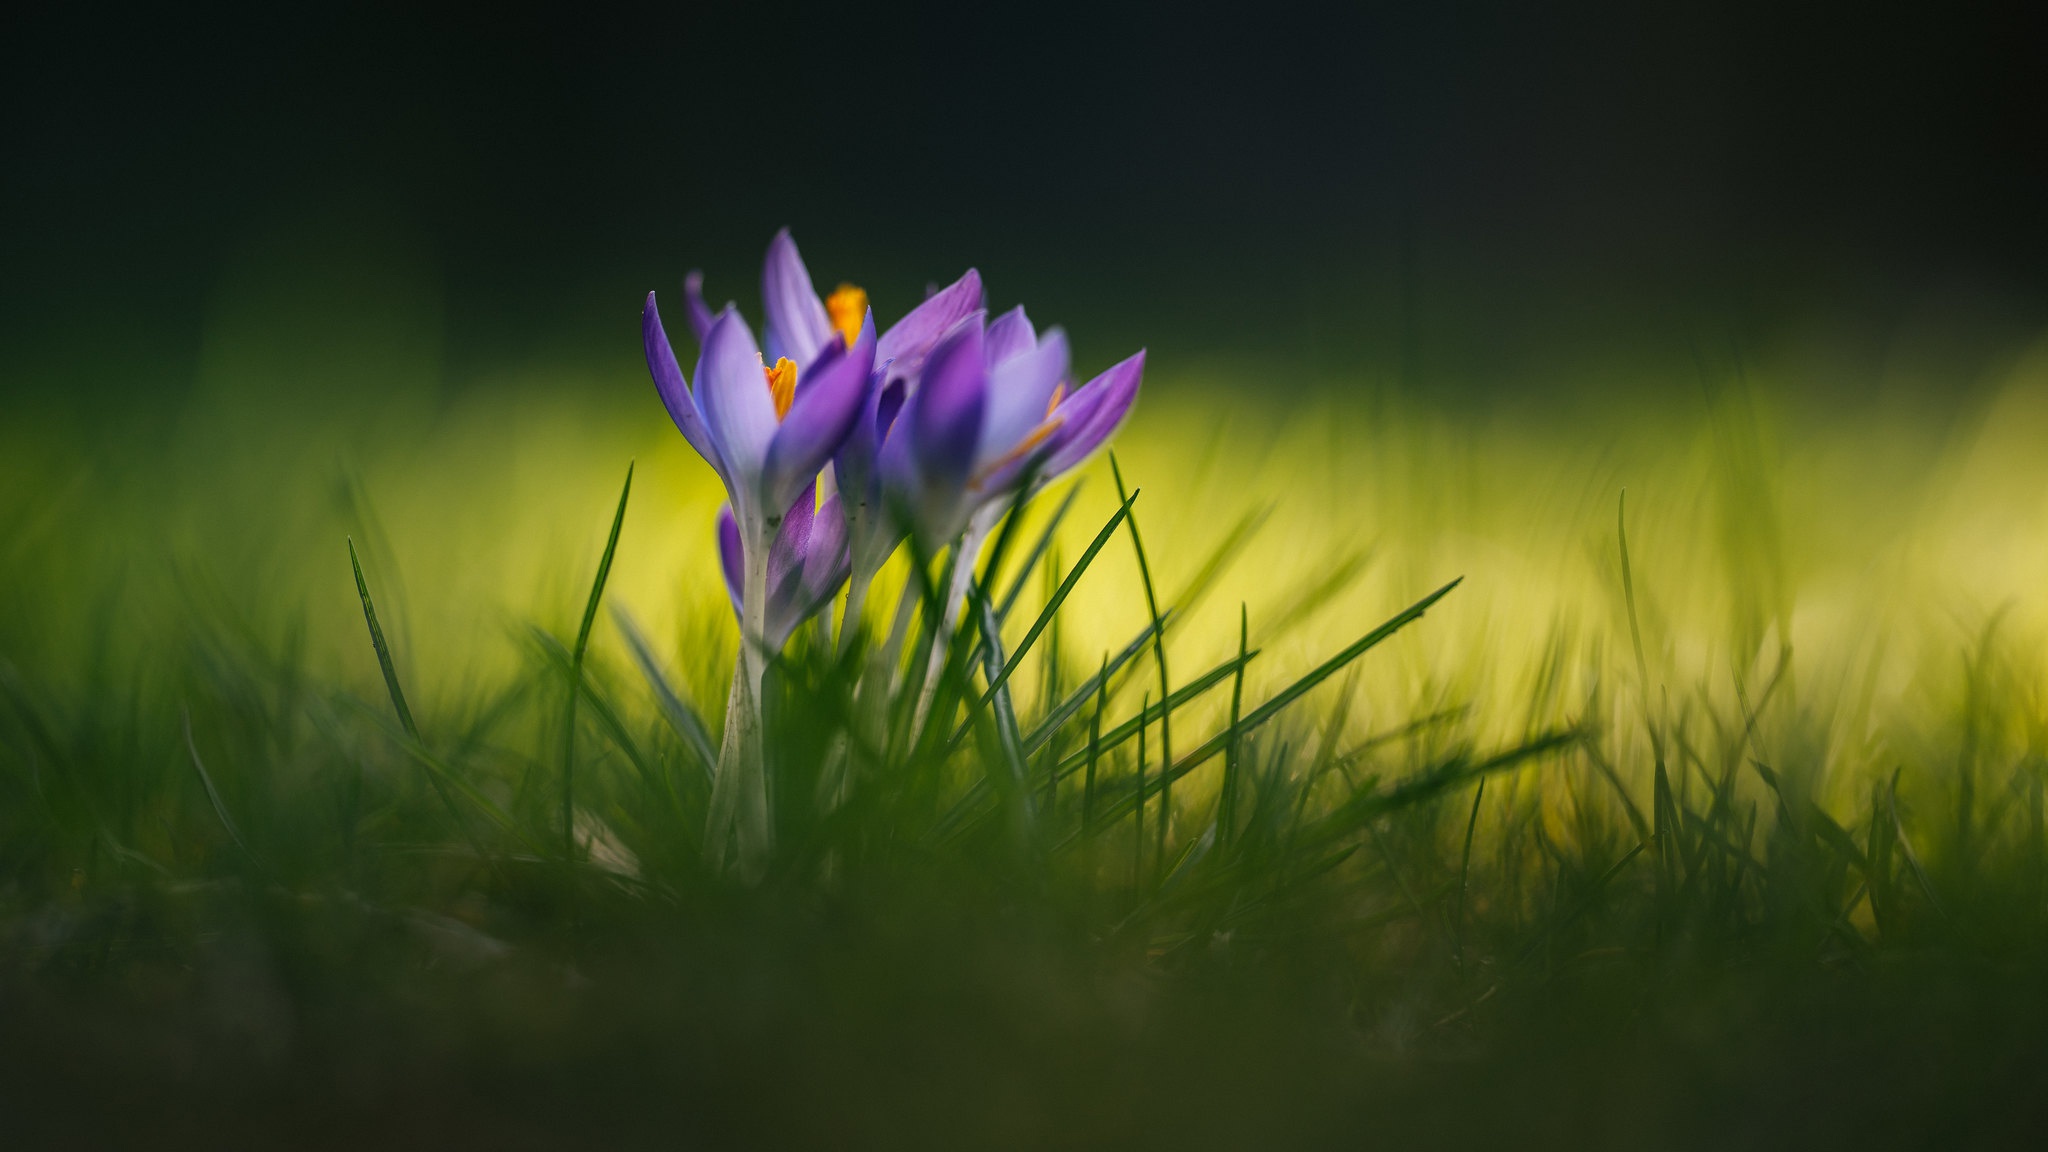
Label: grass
xmin=6 ymin=333 xmax=2048 ymax=1147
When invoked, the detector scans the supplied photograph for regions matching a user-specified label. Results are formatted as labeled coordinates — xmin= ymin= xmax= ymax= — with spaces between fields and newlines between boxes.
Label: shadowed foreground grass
xmin=7 ymin=354 xmax=2048 ymax=1148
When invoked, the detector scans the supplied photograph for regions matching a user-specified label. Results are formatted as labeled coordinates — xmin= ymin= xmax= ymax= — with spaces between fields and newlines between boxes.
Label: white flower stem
xmin=707 ymin=512 xmax=776 ymax=877
xmin=910 ymin=515 xmax=992 ymax=739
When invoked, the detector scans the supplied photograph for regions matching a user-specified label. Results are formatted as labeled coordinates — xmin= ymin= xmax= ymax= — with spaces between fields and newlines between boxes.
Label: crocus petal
xmin=876 ymin=387 xmax=921 ymax=527
xmin=761 ymin=228 xmax=834 ymax=370
xmin=717 ymin=506 xmax=744 ymax=618
xmin=910 ymin=313 xmax=988 ymax=492
xmin=1042 ymin=349 xmax=1145 ymax=477
xmin=694 ymin=309 xmax=779 ymax=508
xmin=839 ymin=375 xmax=913 ymax=577
xmin=801 ymin=492 xmax=852 ymax=606
xmin=877 ymin=269 xmax=982 ymax=386
xmin=767 ymin=482 xmax=817 ymax=601
xmin=762 ymin=309 xmax=876 ymax=514
xmin=974 ymin=327 xmax=1070 ymax=472
xmin=983 ymin=306 xmax=1037 ymax=368
xmin=683 ymin=272 xmax=718 ymax=343
xmin=645 ymin=292 xmax=727 ymax=483
xmin=875 ymin=376 xmax=907 ymax=445
xmin=834 ymin=372 xmax=899 ymax=505
xmin=763 ymin=483 xmax=839 ymax=650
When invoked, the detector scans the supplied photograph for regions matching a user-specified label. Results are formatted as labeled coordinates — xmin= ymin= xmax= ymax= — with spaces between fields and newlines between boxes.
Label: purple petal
xmin=645 ymin=293 xmax=727 ymax=482
xmin=801 ymin=492 xmax=852 ymax=605
xmin=762 ymin=309 xmax=876 ymax=514
xmin=983 ymin=306 xmax=1037 ymax=368
xmin=683 ymin=272 xmax=719 ymax=343
xmin=717 ymin=506 xmax=744 ymax=619
xmin=833 ymin=372 xmax=902 ymax=510
xmin=761 ymin=228 xmax=833 ymax=370
xmin=877 ymin=269 xmax=982 ymax=385
xmin=974 ymin=327 xmax=1070 ymax=473
xmin=694 ymin=309 xmax=778 ymax=502
xmin=910 ymin=313 xmax=988 ymax=491
xmin=767 ymin=482 xmax=816 ymax=599
xmin=875 ymin=377 xmax=907 ymax=444
xmin=1042 ymin=349 xmax=1145 ymax=477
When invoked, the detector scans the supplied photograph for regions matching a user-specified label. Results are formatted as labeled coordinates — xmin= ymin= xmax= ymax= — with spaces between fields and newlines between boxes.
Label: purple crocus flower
xmin=884 ymin=308 xmax=1145 ymax=728
xmin=644 ymin=256 xmax=875 ymax=871
xmin=884 ymin=307 xmax=1146 ymax=547
xmin=716 ymin=482 xmax=851 ymax=652
xmin=645 ymin=296 xmax=874 ymax=538
xmin=832 ymin=273 xmax=985 ymax=604
xmin=682 ymin=230 xmax=986 ymax=646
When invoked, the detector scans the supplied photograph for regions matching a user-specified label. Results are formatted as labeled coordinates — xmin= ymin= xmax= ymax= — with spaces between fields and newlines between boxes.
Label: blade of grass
xmin=1114 ymin=577 xmax=1465 ymax=815
xmin=1084 ymin=655 xmax=1106 ymax=836
xmin=349 ymin=537 xmax=519 ymax=864
xmin=1454 ymin=776 xmax=1485 ymax=972
xmin=1619 ymin=490 xmax=1677 ymax=926
xmin=1041 ymin=642 xmax=1253 ymax=780
xmin=953 ymin=485 xmax=1138 ymax=743
xmin=969 ymin=578 xmax=1035 ymax=830
xmin=563 ymin=461 xmax=633 ymax=856
xmin=349 ymin=536 xmax=418 ymax=741
xmin=938 ymin=645 xmax=1255 ymax=843
xmin=1136 ymin=690 xmax=1149 ymax=884
xmin=1110 ymin=454 xmax=1173 ymax=869
xmin=1016 ymin=613 xmax=1170 ymax=754
xmin=1221 ymin=603 xmax=1248 ymax=847
xmin=181 ymin=708 xmax=248 ymax=858
xmin=613 ymin=605 xmax=717 ymax=781
xmin=1514 ymin=836 xmax=1651 ymax=964
xmin=996 ymin=482 xmax=1082 ymax=622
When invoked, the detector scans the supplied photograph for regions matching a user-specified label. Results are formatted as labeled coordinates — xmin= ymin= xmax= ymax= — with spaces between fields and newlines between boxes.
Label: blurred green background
xmin=7 ymin=0 xmax=2048 ymax=822
xmin=4 ymin=4 xmax=2044 ymax=694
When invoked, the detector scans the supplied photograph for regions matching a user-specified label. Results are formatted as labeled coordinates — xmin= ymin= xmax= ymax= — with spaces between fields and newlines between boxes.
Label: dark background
xmin=6 ymin=1 xmax=2046 ymax=404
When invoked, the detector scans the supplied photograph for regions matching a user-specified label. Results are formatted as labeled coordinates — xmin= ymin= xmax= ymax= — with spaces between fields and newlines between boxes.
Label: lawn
xmin=6 ymin=295 xmax=2048 ymax=1146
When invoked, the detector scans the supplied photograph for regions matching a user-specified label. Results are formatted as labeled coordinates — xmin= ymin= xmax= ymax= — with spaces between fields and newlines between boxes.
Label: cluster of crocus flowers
xmin=644 ymin=229 xmax=1143 ymax=869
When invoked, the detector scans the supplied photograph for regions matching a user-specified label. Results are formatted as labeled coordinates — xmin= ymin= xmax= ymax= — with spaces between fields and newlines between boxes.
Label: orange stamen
xmin=825 ymin=283 xmax=868 ymax=348
xmin=970 ymin=417 xmax=1064 ymax=490
xmin=764 ymin=357 xmax=797 ymax=420
xmin=1045 ymin=381 xmax=1067 ymax=416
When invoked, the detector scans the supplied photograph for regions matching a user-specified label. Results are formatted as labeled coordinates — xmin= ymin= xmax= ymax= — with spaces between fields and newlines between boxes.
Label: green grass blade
xmin=1083 ymin=656 xmax=1106 ymax=836
xmin=1454 ymin=777 xmax=1485 ymax=972
xmin=1515 ymin=833 xmax=1650 ymax=964
xmin=996 ymin=482 xmax=1082 ymax=622
xmin=563 ymin=461 xmax=634 ymax=856
xmin=349 ymin=536 xmax=419 ymax=741
xmin=181 ymin=708 xmax=248 ymax=858
xmin=1111 ymin=453 xmax=1173 ymax=864
xmin=1016 ymin=612 xmax=1170 ymax=754
xmin=953 ymin=485 xmax=1138 ymax=742
xmin=575 ymin=462 xmax=634 ymax=666
xmin=613 ymin=605 xmax=717 ymax=781
xmin=945 ymin=646 xmax=1256 ymax=839
xmin=1098 ymin=577 xmax=1464 ymax=821
xmin=348 ymin=538 xmax=509 ymax=857
xmin=1221 ymin=603 xmax=1248 ymax=846
xmin=969 ymin=579 xmax=1034 ymax=826
xmin=1618 ymin=490 xmax=1676 ymax=914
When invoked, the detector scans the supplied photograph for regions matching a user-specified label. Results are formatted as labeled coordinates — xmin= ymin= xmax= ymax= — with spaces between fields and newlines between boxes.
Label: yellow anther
xmin=826 ymin=283 xmax=867 ymax=348
xmin=764 ymin=357 xmax=797 ymax=420
xmin=1046 ymin=381 xmax=1067 ymax=416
